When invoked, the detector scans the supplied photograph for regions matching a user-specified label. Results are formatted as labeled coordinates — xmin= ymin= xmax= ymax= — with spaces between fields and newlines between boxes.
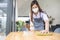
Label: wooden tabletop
xmin=5 ymin=31 xmax=60 ymax=40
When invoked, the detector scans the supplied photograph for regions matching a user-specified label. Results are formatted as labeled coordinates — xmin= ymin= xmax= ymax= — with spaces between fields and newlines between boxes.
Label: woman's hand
xmin=40 ymin=30 xmax=49 ymax=34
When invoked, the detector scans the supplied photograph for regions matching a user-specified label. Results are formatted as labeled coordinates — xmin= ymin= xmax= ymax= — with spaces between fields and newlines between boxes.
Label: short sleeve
xmin=42 ymin=13 xmax=49 ymax=21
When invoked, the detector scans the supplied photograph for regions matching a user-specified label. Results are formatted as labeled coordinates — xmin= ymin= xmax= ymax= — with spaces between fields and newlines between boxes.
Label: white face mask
xmin=32 ymin=7 xmax=39 ymax=13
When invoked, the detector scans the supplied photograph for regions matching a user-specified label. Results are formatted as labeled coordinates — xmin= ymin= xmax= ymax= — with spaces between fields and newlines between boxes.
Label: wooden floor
xmin=5 ymin=31 xmax=60 ymax=40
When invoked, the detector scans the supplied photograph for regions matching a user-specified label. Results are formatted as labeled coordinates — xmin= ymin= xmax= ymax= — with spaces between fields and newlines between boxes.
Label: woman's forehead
xmin=32 ymin=4 xmax=38 ymax=7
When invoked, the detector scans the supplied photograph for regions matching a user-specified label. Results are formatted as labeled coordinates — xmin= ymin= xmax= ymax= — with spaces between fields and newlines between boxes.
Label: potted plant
xmin=48 ymin=16 xmax=55 ymax=28
xmin=16 ymin=20 xmax=25 ymax=31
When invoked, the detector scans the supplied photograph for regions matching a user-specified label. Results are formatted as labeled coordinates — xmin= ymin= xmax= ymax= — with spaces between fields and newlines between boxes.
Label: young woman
xmin=30 ymin=0 xmax=49 ymax=33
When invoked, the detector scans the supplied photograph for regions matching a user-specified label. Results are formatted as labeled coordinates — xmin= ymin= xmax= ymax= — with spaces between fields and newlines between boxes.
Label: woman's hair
xmin=31 ymin=0 xmax=43 ymax=22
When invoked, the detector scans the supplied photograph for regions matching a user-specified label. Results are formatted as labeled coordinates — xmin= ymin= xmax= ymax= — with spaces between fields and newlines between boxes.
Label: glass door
xmin=0 ymin=0 xmax=14 ymax=39
xmin=0 ymin=0 xmax=8 ymax=36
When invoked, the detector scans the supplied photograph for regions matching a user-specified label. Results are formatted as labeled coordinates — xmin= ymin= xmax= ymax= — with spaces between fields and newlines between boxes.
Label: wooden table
xmin=5 ymin=31 xmax=60 ymax=40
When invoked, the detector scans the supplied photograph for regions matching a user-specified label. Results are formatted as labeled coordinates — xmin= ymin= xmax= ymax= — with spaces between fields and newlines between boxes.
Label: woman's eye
xmin=32 ymin=7 xmax=37 ymax=9
xmin=35 ymin=7 xmax=37 ymax=8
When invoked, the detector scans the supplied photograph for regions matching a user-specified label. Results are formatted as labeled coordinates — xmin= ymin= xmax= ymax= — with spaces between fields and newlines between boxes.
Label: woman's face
xmin=32 ymin=4 xmax=39 ymax=13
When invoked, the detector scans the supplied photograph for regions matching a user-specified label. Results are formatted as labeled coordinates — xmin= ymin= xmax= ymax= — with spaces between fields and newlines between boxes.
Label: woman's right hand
xmin=40 ymin=30 xmax=49 ymax=34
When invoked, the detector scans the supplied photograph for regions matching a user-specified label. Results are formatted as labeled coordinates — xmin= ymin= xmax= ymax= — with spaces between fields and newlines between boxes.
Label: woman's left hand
xmin=40 ymin=30 xmax=49 ymax=34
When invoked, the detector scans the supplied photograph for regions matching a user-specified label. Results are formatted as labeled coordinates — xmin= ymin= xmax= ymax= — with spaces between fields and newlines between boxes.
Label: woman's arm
xmin=29 ymin=13 xmax=34 ymax=31
xmin=44 ymin=20 xmax=49 ymax=31
xmin=40 ymin=13 xmax=49 ymax=33
xmin=42 ymin=13 xmax=49 ymax=31
xmin=40 ymin=19 xmax=49 ymax=33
